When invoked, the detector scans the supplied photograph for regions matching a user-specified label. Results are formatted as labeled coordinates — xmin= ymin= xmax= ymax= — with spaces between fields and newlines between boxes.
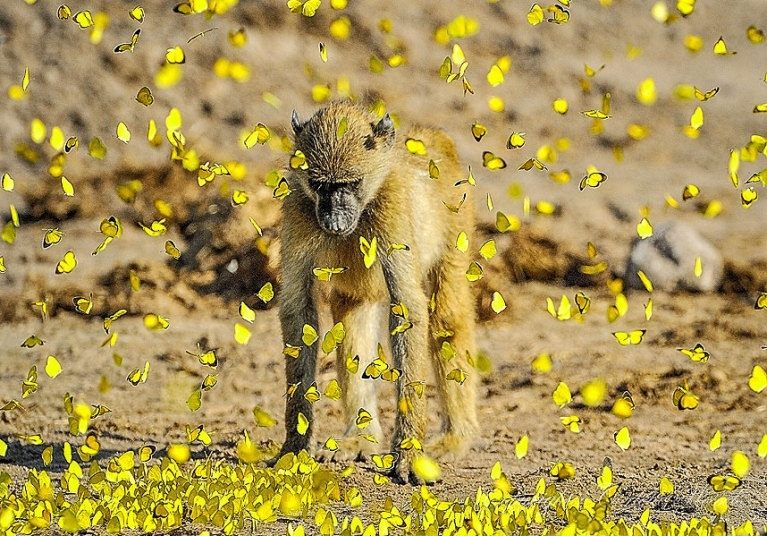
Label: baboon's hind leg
xmin=427 ymin=259 xmax=479 ymax=460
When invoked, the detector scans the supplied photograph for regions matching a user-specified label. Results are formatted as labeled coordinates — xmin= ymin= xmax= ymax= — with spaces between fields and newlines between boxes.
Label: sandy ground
xmin=1 ymin=0 xmax=767 ymax=533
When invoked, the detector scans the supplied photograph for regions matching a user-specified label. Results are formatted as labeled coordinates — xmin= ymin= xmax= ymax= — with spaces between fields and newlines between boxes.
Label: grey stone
xmin=624 ymin=221 xmax=723 ymax=292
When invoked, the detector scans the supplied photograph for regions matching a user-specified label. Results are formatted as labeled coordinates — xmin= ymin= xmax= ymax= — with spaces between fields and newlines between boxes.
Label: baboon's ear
xmin=291 ymin=110 xmax=304 ymax=135
xmin=371 ymin=113 xmax=395 ymax=143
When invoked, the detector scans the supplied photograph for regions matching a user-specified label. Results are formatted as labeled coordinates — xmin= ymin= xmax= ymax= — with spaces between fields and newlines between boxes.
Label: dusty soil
xmin=1 ymin=0 xmax=766 ymax=533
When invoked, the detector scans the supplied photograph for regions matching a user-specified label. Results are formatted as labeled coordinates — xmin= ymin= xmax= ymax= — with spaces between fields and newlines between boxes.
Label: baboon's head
xmin=290 ymin=102 xmax=396 ymax=237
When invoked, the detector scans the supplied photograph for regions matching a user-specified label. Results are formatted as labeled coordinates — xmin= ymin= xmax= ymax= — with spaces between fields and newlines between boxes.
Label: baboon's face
xmin=291 ymin=105 xmax=395 ymax=237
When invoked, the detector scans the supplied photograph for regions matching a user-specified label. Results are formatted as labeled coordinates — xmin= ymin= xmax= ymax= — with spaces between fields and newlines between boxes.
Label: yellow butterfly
xmin=1 ymin=400 xmax=23 ymax=411
xmin=713 ymin=36 xmax=736 ymax=55
xmin=405 ymin=138 xmax=427 ymax=155
xmin=672 ymin=379 xmax=699 ymax=410
xmin=345 ymin=354 xmax=359 ymax=374
xmin=57 ymin=5 xmax=72 ymax=19
xmin=443 ymin=193 xmax=467 ymax=213
xmin=282 ymin=344 xmax=301 ymax=359
xmin=165 ymin=46 xmax=185 ymax=64
xmin=324 ymin=379 xmax=342 ymax=400
xmin=399 ymin=437 xmax=423 ymax=451
xmin=755 ymin=291 xmax=767 ymax=310
xmin=55 ymin=250 xmax=77 ymax=274
xmin=186 ymin=424 xmax=212 ymax=445
xmin=359 ymin=236 xmax=378 ymax=268
xmin=748 ymin=365 xmax=766 ymax=393
xmin=323 ymin=437 xmax=339 ymax=451
xmin=1 ymin=173 xmax=14 ymax=192
xmin=80 ymin=432 xmax=101 ymax=456
xmin=381 ymin=367 xmax=401 ymax=382
xmin=20 ymin=334 xmax=44 ymax=348
xmin=126 ymin=361 xmax=150 ymax=385
xmin=487 ymin=63 xmax=504 ymax=87
xmin=253 ymin=406 xmax=276 ymax=427
xmin=42 ymin=228 xmax=63 ymax=248
xmin=612 ymin=391 xmax=635 ymax=419
xmin=490 ymin=292 xmax=506 ymax=314
xmin=186 ymin=344 xmax=217 ymax=368
xmin=143 ymin=313 xmax=169 ymax=331
xmin=581 ymin=109 xmax=609 ymax=119
xmin=103 ymin=309 xmax=126 ymax=333
xmin=373 ymin=473 xmax=389 ymax=485
xmin=428 ymin=159 xmax=440 ymax=180
xmin=336 ymin=116 xmax=348 ymax=139
xmin=550 ymin=461 xmax=576 ymax=479
xmin=614 ymin=427 xmax=631 ymax=451
xmin=73 ymin=10 xmax=94 ymax=28
xmin=613 ymin=330 xmax=646 ymax=346
xmin=707 ymin=474 xmax=741 ymax=492
xmin=495 ymin=212 xmax=520 ymax=232
xmin=741 ymin=187 xmax=758 ymax=208
xmin=547 ymin=295 xmax=572 ymax=321
xmin=73 ymin=293 xmax=93 ymax=315
xmin=636 ymin=217 xmax=653 ymax=239
xmin=302 ymin=324 xmax=318 ymax=346
xmin=371 ymin=452 xmax=398 ymax=471
xmin=65 ymin=136 xmax=79 ymax=152
xmin=21 ymin=366 xmax=38 ymax=398
xmin=244 ymin=123 xmax=270 ymax=148
xmin=313 ymin=266 xmax=347 ymax=281
xmin=574 ymin=292 xmax=591 ymax=314
xmin=465 ymin=262 xmax=483 ymax=282
xmin=482 ymin=151 xmax=506 ymax=170
xmin=200 ymin=374 xmax=217 ymax=391
xmin=479 ymin=240 xmax=497 ymax=261
xmin=287 ymin=0 xmax=321 ymax=17
xmin=560 ymin=415 xmax=582 ymax=433
xmin=129 ymin=6 xmax=145 ymax=23
xmin=355 ymin=408 xmax=373 ymax=429
xmin=273 ymin=178 xmax=292 ymax=200
xmin=446 ymin=368 xmax=468 ymax=385
xmin=552 ymin=382 xmax=572 ymax=408
xmin=579 ymin=171 xmax=608 ymax=190
xmin=597 ymin=459 xmax=613 ymax=490
xmin=165 ymin=240 xmax=181 ymax=259
xmin=136 ymin=86 xmax=153 ymax=106
xmin=678 ymin=343 xmax=710 ymax=363
xmin=44 ymin=355 xmax=62 ymax=378
xmin=304 ymin=382 xmax=321 ymax=403
xmin=506 ymin=131 xmax=526 ymax=149
xmin=471 ymin=122 xmax=487 ymax=142
xmin=363 ymin=355 xmax=388 ymax=380
xmin=139 ymin=219 xmax=167 ymax=237
xmin=321 ymin=322 xmax=345 ymax=353
xmin=114 ymin=29 xmax=141 ymax=53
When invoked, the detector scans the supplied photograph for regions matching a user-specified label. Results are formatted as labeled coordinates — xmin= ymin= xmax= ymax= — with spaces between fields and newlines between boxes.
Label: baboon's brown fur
xmin=278 ymin=101 xmax=477 ymax=483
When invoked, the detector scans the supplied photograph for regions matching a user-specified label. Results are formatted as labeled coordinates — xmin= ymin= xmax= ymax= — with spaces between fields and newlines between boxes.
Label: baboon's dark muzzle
xmin=316 ymin=188 xmax=360 ymax=236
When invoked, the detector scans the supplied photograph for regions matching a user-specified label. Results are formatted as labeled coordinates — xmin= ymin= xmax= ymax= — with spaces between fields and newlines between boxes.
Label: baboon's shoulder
xmin=404 ymin=125 xmax=459 ymax=161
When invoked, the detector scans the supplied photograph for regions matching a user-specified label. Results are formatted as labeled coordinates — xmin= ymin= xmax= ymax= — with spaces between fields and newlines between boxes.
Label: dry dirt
xmin=1 ymin=0 xmax=767 ymax=533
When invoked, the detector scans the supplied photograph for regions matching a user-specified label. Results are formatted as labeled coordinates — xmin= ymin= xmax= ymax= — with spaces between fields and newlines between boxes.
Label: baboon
xmin=278 ymin=101 xmax=478 ymax=483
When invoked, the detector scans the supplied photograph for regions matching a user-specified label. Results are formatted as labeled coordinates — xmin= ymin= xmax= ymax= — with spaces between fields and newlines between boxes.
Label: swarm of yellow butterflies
xmin=2 ymin=0 xmax=767 ymax=534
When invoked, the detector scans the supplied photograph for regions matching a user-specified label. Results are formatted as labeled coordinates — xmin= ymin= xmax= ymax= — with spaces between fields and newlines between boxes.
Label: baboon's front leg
xmin=279 ymin=268 xmax=319 ymax=456
xmin=321 ymin=295 xmax=384 ymax=461
xmin=383 ymin=259 xmax=430 ymax=483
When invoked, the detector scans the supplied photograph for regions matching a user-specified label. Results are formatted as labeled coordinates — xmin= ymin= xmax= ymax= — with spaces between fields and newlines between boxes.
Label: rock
xmin=624 ymin=221 xmax=723 ymax=292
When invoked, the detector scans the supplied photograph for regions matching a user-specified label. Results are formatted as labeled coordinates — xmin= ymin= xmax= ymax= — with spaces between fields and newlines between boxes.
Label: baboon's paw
xmin=314 ymin=435 xmax=378 ymax=463
xmin=425 ymin=433 xmax=471 ymax=462
xmin=389 ymin=449 xmax=420 ymax=485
